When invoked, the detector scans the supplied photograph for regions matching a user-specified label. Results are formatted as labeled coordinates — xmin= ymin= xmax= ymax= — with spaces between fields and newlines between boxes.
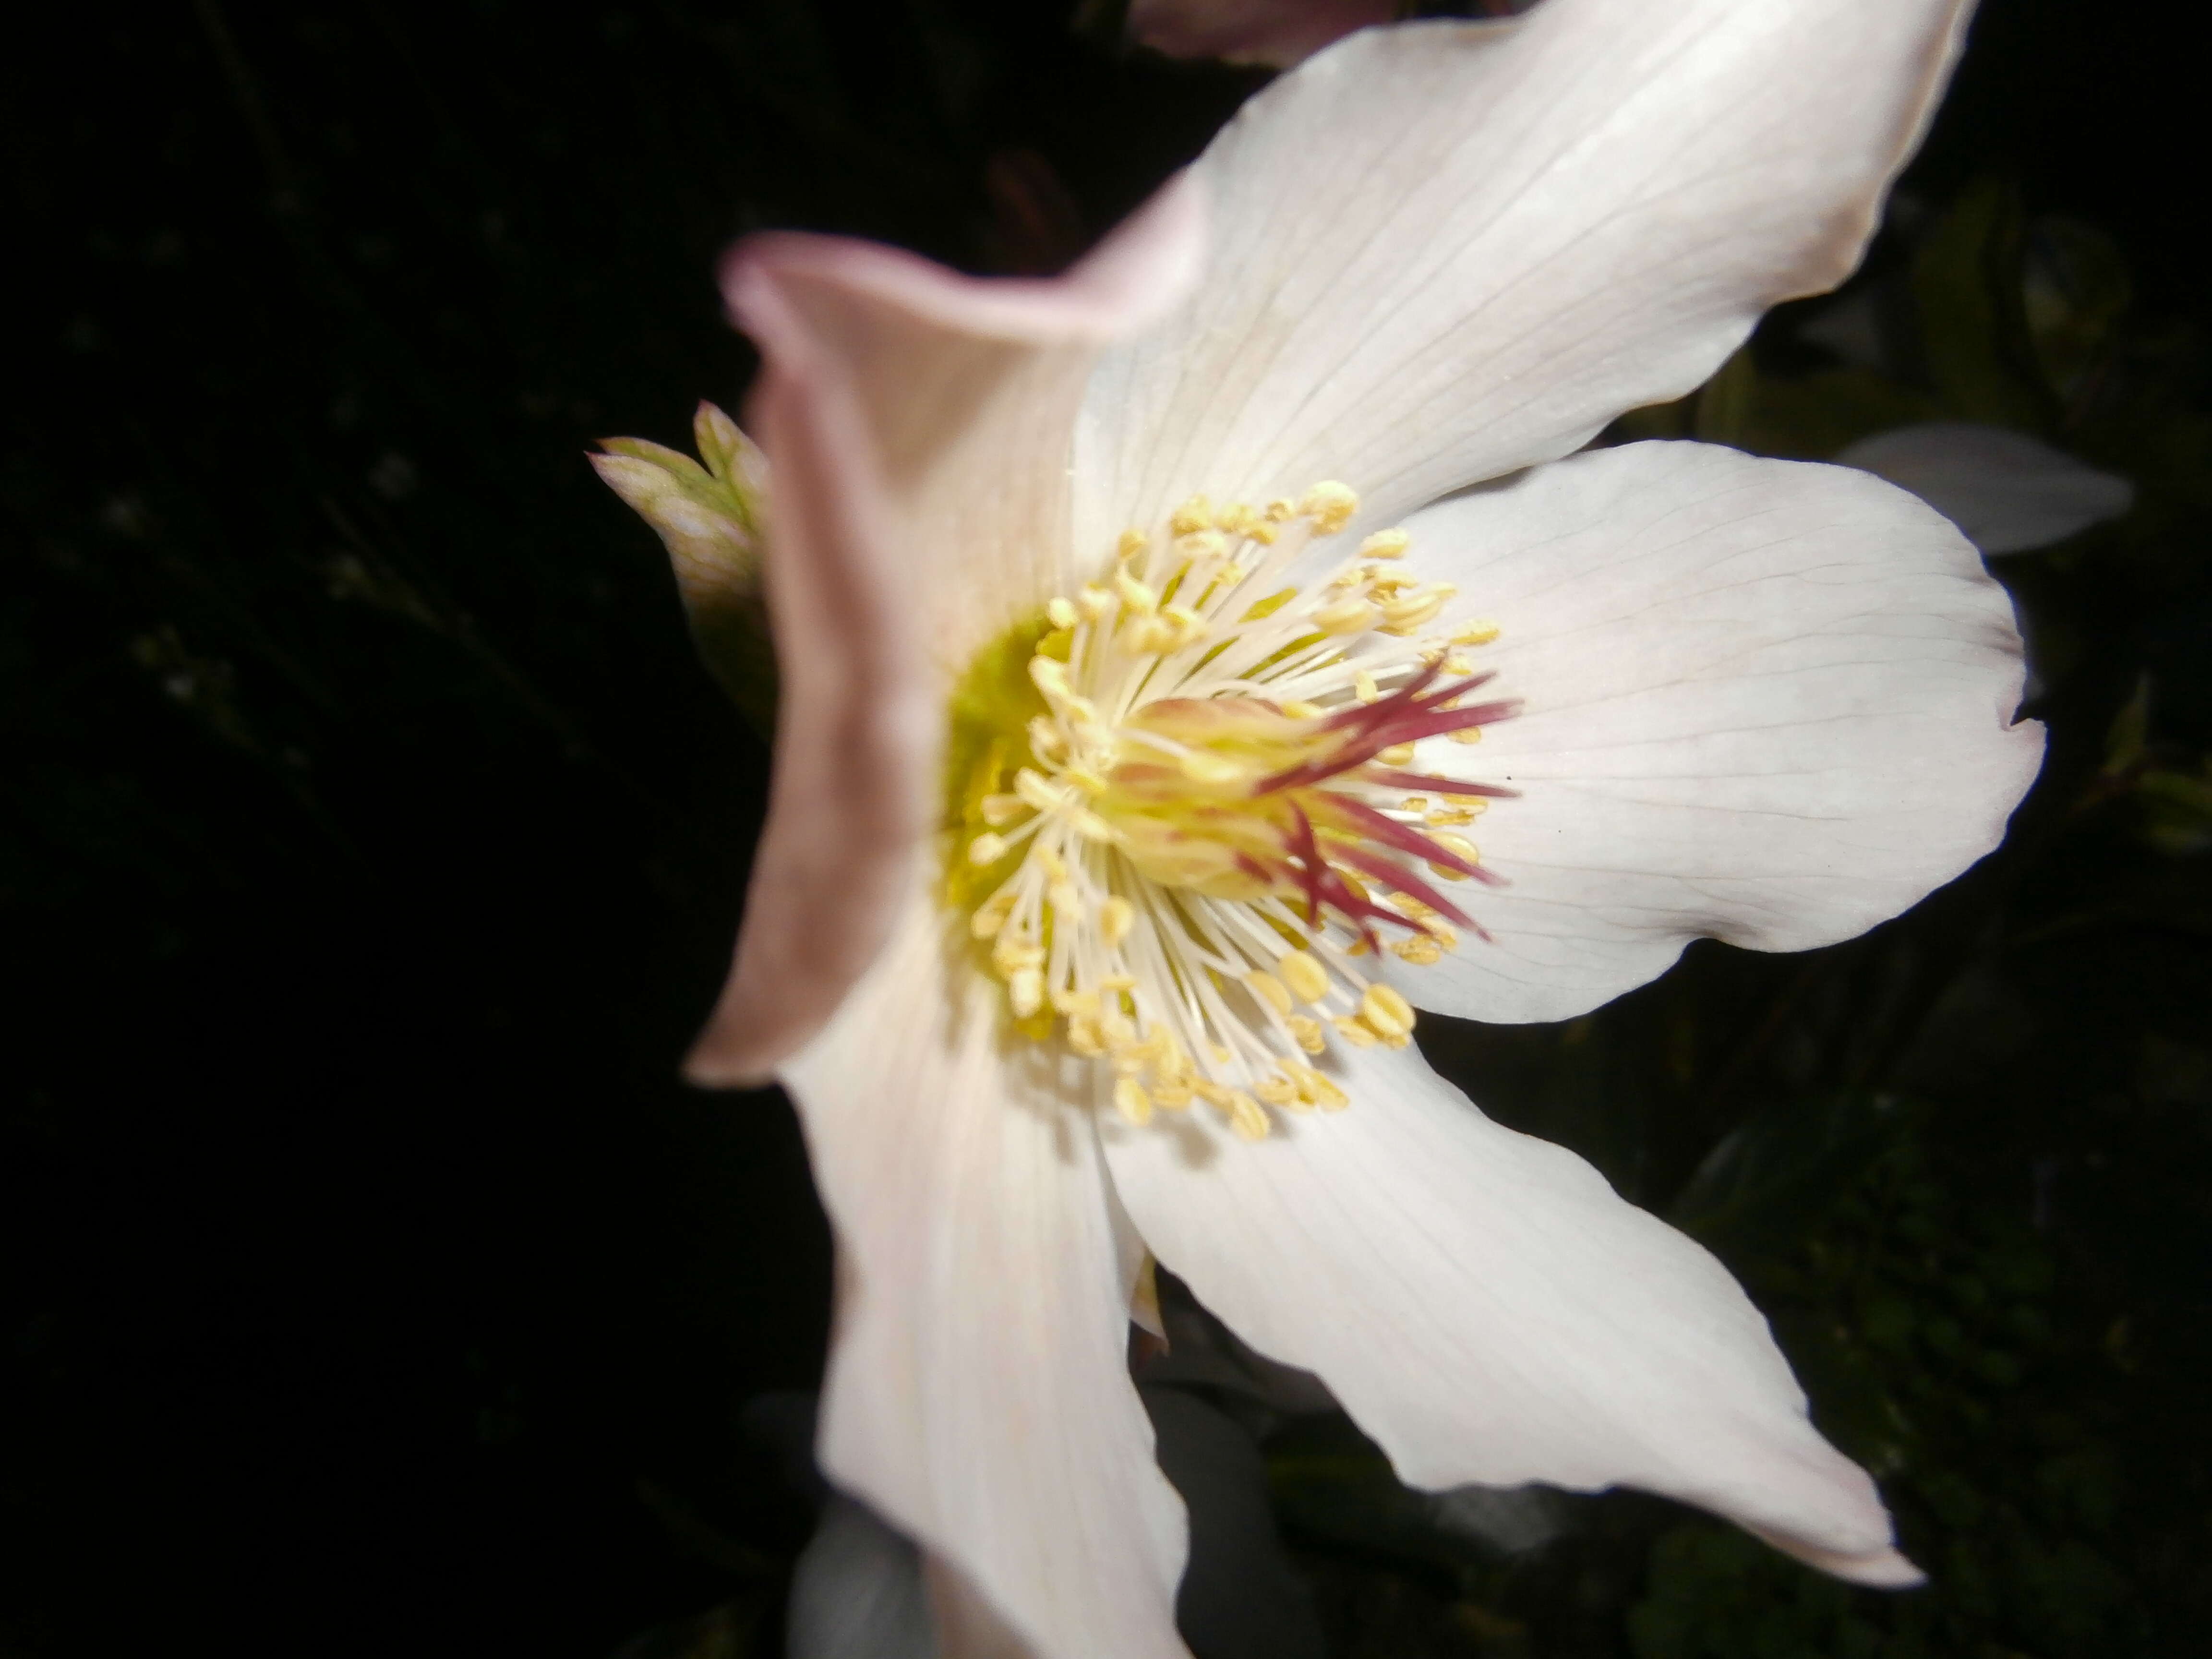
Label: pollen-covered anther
xmin=1427 ymin=832 xmax=1480 ymax=880
xmin=1360 ymin=983 xmax=1417 ymax=1044
xmin=1298 ymin=481 xmax=1360 ymax=533
xmin=1277 ymin=951 xmax=1330 ymax=1004
xmin=1379 ymin=589 xmax=1452 ymax=635
xmin=1246 ymin=971 xmax=1294 ymax=1016
xmin=1168 ymin=496 xmax=1214 ymax=537
xmin=1315 ymin=596 xmax=1380 ymax=636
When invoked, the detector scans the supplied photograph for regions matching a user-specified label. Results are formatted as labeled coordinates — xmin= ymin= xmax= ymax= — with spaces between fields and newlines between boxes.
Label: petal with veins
xmin=688 ymin=174 xmax=1207 ymax=1082
xmin=1079 ymin=0 xmax=1973 ymax=542
xmin=1384 ymin=441 xmax=2043 ymax=1025
xmin=1100 ymin=1034 xmax=1921 ymax=1586
xmin=1836 ymin=421 xmax=2135 ymax=554
xmin=784 ymin=890 xmax=1190 ymax=1659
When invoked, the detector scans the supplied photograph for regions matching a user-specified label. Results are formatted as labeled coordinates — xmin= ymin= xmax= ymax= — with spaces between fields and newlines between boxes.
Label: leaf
xmin=1668 ymin=1091 xmax=1916 ymax=1264
xmin=1911 ymin=176 xmax=2058 ymax=431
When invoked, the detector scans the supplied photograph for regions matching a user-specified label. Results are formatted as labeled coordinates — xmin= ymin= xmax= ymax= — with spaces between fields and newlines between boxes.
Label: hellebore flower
xmin=652 ymin=3 xmax=2044 ymax=1653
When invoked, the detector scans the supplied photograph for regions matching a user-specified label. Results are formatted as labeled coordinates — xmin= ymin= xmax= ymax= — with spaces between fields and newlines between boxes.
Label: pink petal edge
xmin=685 ymin=174 xmax=1209 ymax=1085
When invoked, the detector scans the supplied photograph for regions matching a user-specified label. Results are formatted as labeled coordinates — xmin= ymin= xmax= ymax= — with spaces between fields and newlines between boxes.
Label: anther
xmin=1162 ymin=604 xmax=1207 ymax=646
xmin=1029 ymin=656 xmax=1070 ymax=699
xmin=1277 ymin=951 xmax=1330 ymax=1004
xmin=1100 ymin=896 xmax=1135 ymax=946
xmin=1314 ymin=596 xmax=1379 ymax=636
xmin=1014 ymin=769 xmax=1064 ymax=813
xmin=1358 ymin=529 xmax=1410 ymax=560
xmin=1225 ymin=1091 xmax=1271 ymax=1141
xmin=1298 ymin=481 xmax=1359 ymax=533
xmin=1360 ymin=983 xmax=1416 ymax=1041
xmin=1168 ymin=497 xmax=1213 ymax=537
xmin=1297 ymin=1067 xmax=1348 ymax=1110
xmin=1114 ymin=1078 xmax=1154 ymax=1126
xmin=1332 ymin=1014 xmax=1379 ymax=1047
xmin=1245 ymin=971 xmax=1293 ymax=1016
xmin=1430 ymin=831 xmax=1479 ymax=873
xmin=1379 ymin=591 xmax=1448 ymax=634
xmin=1116 ymin=567 xmax=1159 ymax=616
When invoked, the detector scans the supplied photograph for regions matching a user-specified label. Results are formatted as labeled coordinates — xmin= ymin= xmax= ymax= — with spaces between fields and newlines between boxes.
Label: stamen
xmin=940 ymin=480 xmax=1518 ymax=1139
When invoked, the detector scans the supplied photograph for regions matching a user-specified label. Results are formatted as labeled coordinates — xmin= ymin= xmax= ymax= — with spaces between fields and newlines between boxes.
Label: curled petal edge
xmin=686 ymin=174 xmax=1210 ymax=1085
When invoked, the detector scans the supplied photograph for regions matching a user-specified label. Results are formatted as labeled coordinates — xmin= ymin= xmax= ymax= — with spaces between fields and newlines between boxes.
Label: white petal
xmin=781 ymin=891 xmax=1190 ymax=1659
xmin=1099 ymin=1037 xmax=1916 ymax=1578
xmin=1836 ymin=421 xmax=2135 ymax=553
xmin=686 ymin=173 xmax=1207 ymax=1082
xmin=1388 ymin=441 xmax=2043 ymax=1025
xmin=1077 ymin=0 xmax=1973 ymax=542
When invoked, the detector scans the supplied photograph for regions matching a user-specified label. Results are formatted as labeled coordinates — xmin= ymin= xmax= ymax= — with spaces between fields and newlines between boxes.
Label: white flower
xmin=672 ymin=4 xmax=2043 ymax=1654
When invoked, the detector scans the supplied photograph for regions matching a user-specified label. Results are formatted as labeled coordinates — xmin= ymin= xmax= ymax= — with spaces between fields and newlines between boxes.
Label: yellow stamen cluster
xmin=945 ymin=481 xmax=1509 ymax=1142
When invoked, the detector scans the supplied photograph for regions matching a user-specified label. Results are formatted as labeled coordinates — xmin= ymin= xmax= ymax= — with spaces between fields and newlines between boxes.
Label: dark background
xmin=2 ymin=2 xmax=2206 ymax=1656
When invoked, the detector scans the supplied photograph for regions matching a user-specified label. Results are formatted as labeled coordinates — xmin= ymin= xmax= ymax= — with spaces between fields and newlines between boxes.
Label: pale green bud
xmin=593 ymin=401 xmax=776 ymax=729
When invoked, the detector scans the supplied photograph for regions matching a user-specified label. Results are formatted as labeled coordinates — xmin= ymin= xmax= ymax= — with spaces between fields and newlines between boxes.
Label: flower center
xmin=942 ymin=483 xmax=1515 ymax=1140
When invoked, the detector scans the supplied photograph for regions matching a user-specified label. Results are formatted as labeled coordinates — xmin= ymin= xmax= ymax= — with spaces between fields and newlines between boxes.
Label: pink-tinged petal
xmin=783 ymin=891 xmax=1190 ymax=1659
xmin=686 ymin=174 xmax=1208 ymax=1083
xmin=1836 ymin=421 xmax=2135 ymax=553
xmin=1099 ymin=1036 xmax=1916 ymax=1579
xmin=1383 ymin=441 xmax=2043 ymax=1025
xmin=1128 ymin=0 xmax=1396 ymax=68
xmin=1078 ymin=0 xmax=1973 ymax=541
